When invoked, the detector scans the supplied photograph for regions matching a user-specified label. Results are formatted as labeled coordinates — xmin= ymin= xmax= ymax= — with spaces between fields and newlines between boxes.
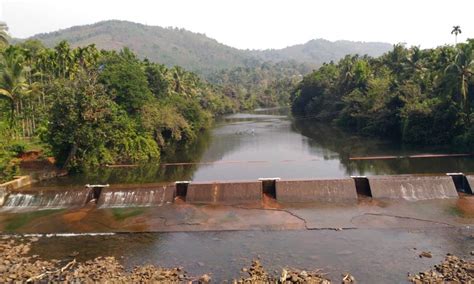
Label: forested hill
xmin=24 ymin=20 xmax=392 ymax=75
xmin=252 ymin=39 xmax=392 ymax=65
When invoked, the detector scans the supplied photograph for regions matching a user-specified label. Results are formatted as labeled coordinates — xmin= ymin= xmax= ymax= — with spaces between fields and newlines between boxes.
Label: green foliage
xmin=99 ymin=49 xmax=153 ymax=114
xmin=0 ymin=40 xmax=251 ymax=171
xmin=292 ymin=41 xmax=474 ymax=146
xmin=0 ymin=122 xmax=20 ymax=183
xmin=211 ymin=61 xmax=304 ymax=109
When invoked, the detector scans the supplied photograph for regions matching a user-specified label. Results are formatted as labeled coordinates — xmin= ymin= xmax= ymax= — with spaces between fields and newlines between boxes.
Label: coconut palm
xmin=451 ymin=26 xmax=462 ymax=45
xmin=0 ymin=22 xmax=9 ymax=46
xmin=446 ymin=44 xmax=474 ymax=125
xmin=0 ymin=50 xmax=29 ymax=129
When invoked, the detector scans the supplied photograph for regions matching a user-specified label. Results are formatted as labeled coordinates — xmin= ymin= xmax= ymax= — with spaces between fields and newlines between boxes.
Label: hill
xmin=25 ymin=20 xmax=392 ymax=75
xmin=252 ymin=39 xmax=392 ymax=65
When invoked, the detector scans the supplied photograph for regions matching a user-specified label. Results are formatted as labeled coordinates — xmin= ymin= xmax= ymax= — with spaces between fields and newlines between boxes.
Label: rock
xmin=409 ymin=255 xmax=474 ymax=283
xmin=419 ymin=252 xmax=433 ymax=258
xmin=200 ymin=274 xmax=211 ymax=283
xmin=342 ymin=273 xmax=356 ymax=283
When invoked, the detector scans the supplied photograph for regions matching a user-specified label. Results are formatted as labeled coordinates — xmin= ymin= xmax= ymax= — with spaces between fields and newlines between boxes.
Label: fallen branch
xmin=27 ymin=259 xmax=76 ymax=283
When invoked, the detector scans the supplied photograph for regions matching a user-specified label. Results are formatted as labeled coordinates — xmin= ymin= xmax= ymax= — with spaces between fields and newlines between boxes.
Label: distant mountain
xmin=24 ymin=20 xmax=392 ymax=75
xmin=252 ymin=39 xmax=392 ymax=65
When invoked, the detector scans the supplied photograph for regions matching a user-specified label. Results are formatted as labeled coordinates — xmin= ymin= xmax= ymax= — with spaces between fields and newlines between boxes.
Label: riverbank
xmin=1 ymin=230 xmax=474 ymax=283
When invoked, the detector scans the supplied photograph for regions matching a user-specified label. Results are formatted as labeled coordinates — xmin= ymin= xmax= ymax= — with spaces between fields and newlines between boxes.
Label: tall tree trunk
xmin=462 ymin=75 xmax=470 ymax=126
xmin=63 ymin=143 xmax=78 ymax=169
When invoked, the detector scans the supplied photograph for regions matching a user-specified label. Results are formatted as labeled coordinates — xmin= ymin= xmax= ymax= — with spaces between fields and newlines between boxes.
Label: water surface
xmin=35 ymin=108 xmax=474 ymax=186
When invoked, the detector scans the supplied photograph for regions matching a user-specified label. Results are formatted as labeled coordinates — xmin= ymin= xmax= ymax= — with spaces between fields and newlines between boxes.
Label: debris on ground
xmin=409 ymin=254 xmax=474 ymax=283
xmin=419 ymin=251 xmax=433 ymax=258
xmin=342 ymin=273 xmax=356 ymax=283
xmin=234 ymin=260 xmax=331 ymax=283
xmin=0 ymin=238 xmax=206 ymax=283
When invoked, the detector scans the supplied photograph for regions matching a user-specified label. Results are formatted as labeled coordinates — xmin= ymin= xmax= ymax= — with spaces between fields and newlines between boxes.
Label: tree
xmin=0 ymin=22 xmax=8 ymax=46
xmin=446 ymin=44 xmax=474 ymax=125
xmin=99 ymin=49 xmax=153 ymax=114
xmin=0 ymin=49 xmax=29 ymax=130
xmin=451 ymin=26 xmax=462 ymax=45
xmin=47 ymin=69 xmax=159 ymax=169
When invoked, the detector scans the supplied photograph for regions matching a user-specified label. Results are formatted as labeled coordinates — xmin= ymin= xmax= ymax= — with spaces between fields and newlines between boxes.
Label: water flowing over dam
xmin=2 ymin=174 xmax=473 ymax=211
xmin=97 ymin=185 xmax=175 ymax=208
xmin=2 ymin=188 xmax=91 ymax=211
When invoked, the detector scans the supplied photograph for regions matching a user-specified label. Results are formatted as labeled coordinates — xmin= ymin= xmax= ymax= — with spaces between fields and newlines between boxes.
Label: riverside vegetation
xmin=291 ymin=39 xmax=474 ymax=147
xmin=0 ymin=39 xmax=254 ymax=182
xmin=2 ymin=23 xmax=474 ymax=184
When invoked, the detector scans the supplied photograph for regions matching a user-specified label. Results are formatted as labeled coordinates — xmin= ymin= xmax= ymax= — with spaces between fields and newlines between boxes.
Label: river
xmin=33 ymin=107 xmax=474 ymax=186
xmin=3 ymin=108 xmax=474 ymax=282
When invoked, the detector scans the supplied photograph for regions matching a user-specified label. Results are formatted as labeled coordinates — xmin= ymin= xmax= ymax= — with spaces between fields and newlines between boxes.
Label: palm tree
xmin=0 ymin=50 xmax=30 ymax=131
xmin=451 ymin=26 xmax=462 ymax=45
xmin=446 ymin=44 xmax=474 ymax=125
xmin=0 ymin=22 xmax=8 ymax=46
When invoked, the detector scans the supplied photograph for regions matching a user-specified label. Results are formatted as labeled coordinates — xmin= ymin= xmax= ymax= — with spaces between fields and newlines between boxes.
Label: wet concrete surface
xmin=1 ymin=195 xmax=474 ymax=233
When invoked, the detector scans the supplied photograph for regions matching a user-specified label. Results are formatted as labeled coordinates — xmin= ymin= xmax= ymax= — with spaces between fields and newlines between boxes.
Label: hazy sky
xmin=1 ymin=0 xmax=473 ymax=50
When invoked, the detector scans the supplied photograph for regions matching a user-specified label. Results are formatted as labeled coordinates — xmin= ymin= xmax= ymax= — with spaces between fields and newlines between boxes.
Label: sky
xmin=1 ymin=0 xmax=473 ymax=50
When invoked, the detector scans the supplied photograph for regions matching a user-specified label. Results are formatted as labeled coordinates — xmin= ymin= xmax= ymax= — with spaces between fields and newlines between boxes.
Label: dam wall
xmin=97 ymin=184 xmax=175 ymax=208
xmin=368 ymin=175 xmax=459 ymax=200
xmin=186 ymin=181 xmax=262 ymax=204
xmin=1 ymin=174 xmax=469 ymax=210
xmin=276 ymin=178 xmax=358 ymax=202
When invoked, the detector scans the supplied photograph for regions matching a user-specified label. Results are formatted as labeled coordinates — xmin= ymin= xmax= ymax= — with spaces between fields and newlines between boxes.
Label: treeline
xmin=0 ymin=40 xmax=239 ymax=177
xmin=210 ymin=61 xmax=310 ymax=108
xmin=291 ymin=40 xmax=474 ymax=147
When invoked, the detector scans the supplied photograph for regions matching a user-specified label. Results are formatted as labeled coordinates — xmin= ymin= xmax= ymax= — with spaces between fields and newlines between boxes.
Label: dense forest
xmin=291 ymin=40 xmax=474 ymax=147
xmin=209 ymin=61 xmax=312 ymax=108
xmin=0 ymin=38 xmax=243 ymax=182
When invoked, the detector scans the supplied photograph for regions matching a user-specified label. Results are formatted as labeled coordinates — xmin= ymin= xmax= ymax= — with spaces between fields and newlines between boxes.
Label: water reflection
xmin=293 ymin=119 xmax=474 ymax=176
xmin=36 ymin=108 xmax=474 ymax=185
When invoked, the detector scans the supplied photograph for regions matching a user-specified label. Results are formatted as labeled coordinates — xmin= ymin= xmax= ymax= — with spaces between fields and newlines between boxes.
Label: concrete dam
xmin=0 ymin=173 xmax=472 ymax=211
xmin=0 ymin=173 xmax=474 ymax=211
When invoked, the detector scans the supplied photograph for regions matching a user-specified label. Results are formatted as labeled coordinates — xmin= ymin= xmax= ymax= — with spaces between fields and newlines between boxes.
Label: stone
xmin=419 ymin=252 xmax=433 ymax=258
xmin=200 ymin=274 xmax=211 ymax=283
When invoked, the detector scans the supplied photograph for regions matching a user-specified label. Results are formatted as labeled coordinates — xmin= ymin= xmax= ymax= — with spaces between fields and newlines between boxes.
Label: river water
xmin=3 ymin=108 xmax=474 ymax=282
xmin=34 ymin=107 xmax=474 ymax=186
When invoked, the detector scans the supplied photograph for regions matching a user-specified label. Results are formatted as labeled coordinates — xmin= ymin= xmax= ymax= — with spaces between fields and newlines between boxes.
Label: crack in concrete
xmin=349 ymin=213 xmax=455 ymax=227
xmin=228 ymin=204 xmax=355 ymax=231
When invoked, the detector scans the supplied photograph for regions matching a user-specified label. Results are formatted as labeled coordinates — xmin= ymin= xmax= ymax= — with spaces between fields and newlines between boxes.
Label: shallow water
xmin=24 ymin=228 xmax=474 ymax=283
